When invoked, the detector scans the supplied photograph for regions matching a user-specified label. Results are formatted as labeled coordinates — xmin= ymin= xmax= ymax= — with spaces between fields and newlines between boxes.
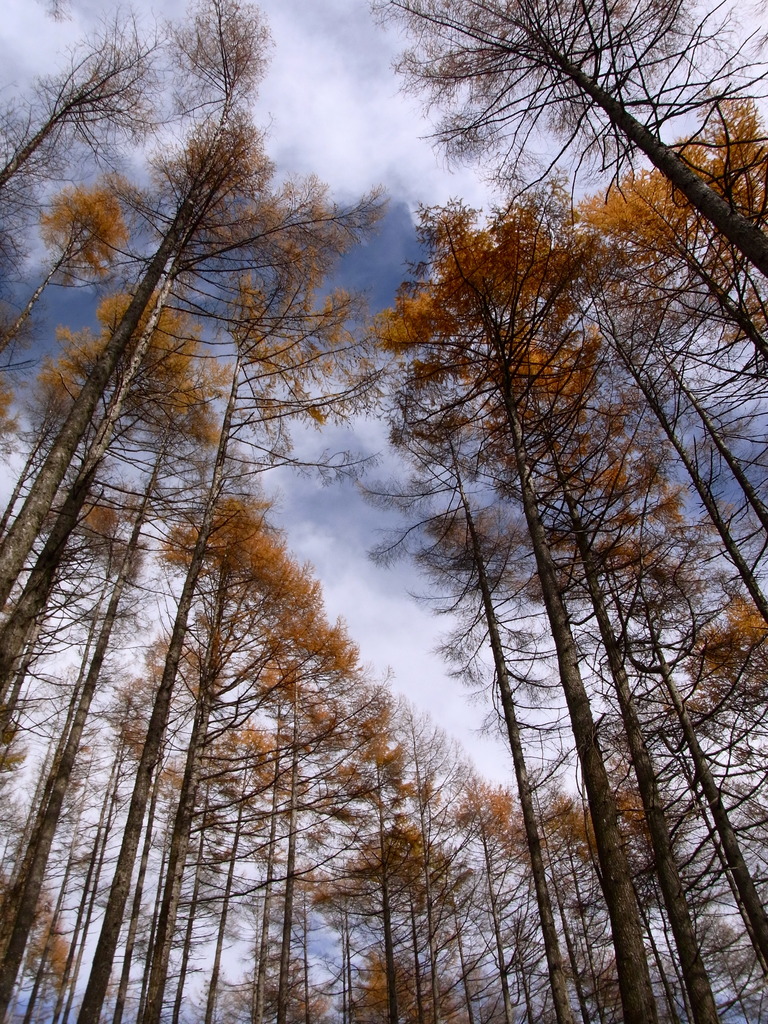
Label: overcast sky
xmin=3 ymin=0 xmax=514 ymax=783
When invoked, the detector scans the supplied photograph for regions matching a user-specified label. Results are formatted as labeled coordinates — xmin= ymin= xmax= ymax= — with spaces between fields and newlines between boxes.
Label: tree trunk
xmin=170 ymin=787 xmax=209 ymax=1024
xmin=137 ymin=829 xmax=169 ymax=1024
xmin=276 ymin=710 xmax=300 ymax=1024
xmin=0 ymin=279 xmax=176 ymax=718
xmin=76 ymin=355 xmax=241 ymax=1024
xmin=52 ymin=737 xmax=126 ymax=1024
xmin=606 ymin=319 xmax=768 ymax=625
xmin=450 ymin=897 xmax=476 ymax=1024
xmin=139 ymin=662 xmax=216 ymax=1024
xmin=557 ymin=470 xmax=720 ymax=1024
xmin=409 ymin=747 xmax=440 ymax=1024
xmin=544 ymin=45 xmax=768 ymax=280
xmin=203 ymin=787 xmax=245 ymax=1024
xmin=668 ymin=359 xmax=768 ymax=535
xmin=549 ymin=863 xmax=592 ymax=1024
xmin=112 ymin=760 xmax=164 ymax=1024
xmin=253 ymin=735 xmax=283 ymax=1024
xmin=376 ymin=778 xmax=399 ymax=1024
xmin=499 ymin=380 xmax=659 ymax=1024
xmin=479 ymin=827 xmax=515 ymax=1024
xmin=409 ymin=898 xmax=426 ymax=1024
xmin=455 ymin=460 xmax=575 ymax=1024
xmin=648 ymin=632 xmax=768 ymax=971
xmin=0 ymin=233 xmax=184 ymax=615
xmin=0 ymin=465 xmax=156 ymax=1020
xmin=20 ymin=795 xmax=84 ymax=1024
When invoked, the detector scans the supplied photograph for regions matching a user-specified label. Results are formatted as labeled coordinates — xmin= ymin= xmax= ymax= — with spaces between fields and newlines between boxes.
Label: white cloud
xmin=255 ymin=0 xmax=496 ymax=210
xmin=267 ymin=417 xmax=515 ymax=785
xmin=2 ymin=0 xmax=510 ymax=783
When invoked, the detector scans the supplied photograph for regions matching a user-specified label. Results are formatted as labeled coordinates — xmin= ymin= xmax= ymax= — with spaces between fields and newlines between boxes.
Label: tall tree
xmin=0 ymin=10 xmax=157 ymax=272
xmin=0 ymin=0 xmax=378 ymax=621
xmin=369 ymin=429 xmax=577 ymax=1024
xmin=0 ymin=182 xmax=128 ymax=358
xmin=582 ymin=104 xmax=768 ymax=626
xmin=378 ymin=0 xmax=768 ymax=279
xmin=376 ymin=193 xmax=662 ymax=1024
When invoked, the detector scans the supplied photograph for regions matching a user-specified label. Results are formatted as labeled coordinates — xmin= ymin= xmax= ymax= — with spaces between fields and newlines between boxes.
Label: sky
xmin=1 ymin=0 xmax=514 ymax=784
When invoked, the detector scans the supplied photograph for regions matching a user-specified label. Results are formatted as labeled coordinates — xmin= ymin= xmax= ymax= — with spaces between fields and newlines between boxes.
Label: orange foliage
xmin=40 ymin=183 xmax=128 ymax=281
xmin=36 ymin=289 xmax=221 ymax=445
xmin=581 ymin=98 xmax=768 ymax=355
xmin=164 ymin=494 xmax=360 ymax=690
xmin=690 ymin=597 xmax=768 ymax=713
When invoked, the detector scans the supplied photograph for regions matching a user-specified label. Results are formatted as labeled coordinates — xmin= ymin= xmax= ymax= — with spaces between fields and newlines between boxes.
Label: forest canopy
xmin=1 ymin=1 xmax=768 ymax=1023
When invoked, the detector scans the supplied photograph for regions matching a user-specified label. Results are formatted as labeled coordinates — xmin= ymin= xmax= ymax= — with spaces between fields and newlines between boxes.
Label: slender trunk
xmin=0 ymin=422 xmax=53 ymax=542
xmin=0 ymin=660 xmax=85 ymax=972
xmin=0 ymin=257 xmax=65 ymax=358
xmin=52 ymin=739 xmax=126 ymax=1024
xmin=77 ymin=356 xmax=241 ymax=1024
xmin=669 ymin=361 xmax=768 ymax=535
xmin=608 ymin=326 xmax=768 ymax=625
xmin=345 ymin=911 xmax=353 ymax=1024
xmin=0 ymin=212 xmax=187 ymax=615
xmin=0 ymin=466 xmax=156 ymax=1019
xmin=376 ymin=778 xmax=399 ymax=1024
xmin=479 ymin=827 xmax=514 ymax=1024
xmin=0 ymin=108 xmax=73 ymax=192
xmin=1 ymin=740 xmax=56 ymax=877
xmin=647 ymin=631 xmax=768 ymax=971
xmin=2 ymin=660 xmax=84 ymax=907
xmin=0 ymin=623 xmax=43 ymax=752
xmin=557 ymin=471 xmax=720 ymax=1024
xmin=450 ymin=899 xmax=476 ymax=1024
xmin=170 ymin=789 xmax=209 ymax=1024
xmin=409 ymin=747 xmax=440 ymax=1024
xmin=137 ymin=832 xmax=169 ymax=1024
xmin=380 ymin=865 xmax=399 ymax=1024
xmin=565 ymin=842 xmax=610 ymax=1024
xmin=340 ymin=914 xmax=348 ymax=1024
xmin=0 ymin=463 xmax=97 ymax=713
xmin=20 ymin=797 xmax=84 ymax=1024
xmin=254 ymin=740 xmax=282 ymax=1024
xmin=500 ymin=381 xmax=659 ymax=1024
xmin=139 ymin=671 xmax=215 ymax=1024
xmin=410 ymin=898 xmax=426 ymax=1024
xmin=0 ymin=278 xmax=176 ymax=717
xmin=549 ymin=867 xmax=592 ymax=1024
xmin=302 ymin=895 xmax=310 ymax=1024
xmin=667 ymin=238 xmax=768 ymax=365
xmin=639 ymin=894 xmax=685 ymax=1024
xmin=112 ymin=762 xmax=164 ymax=1024
xmin=455 ymin=462 xmax=575 ymax=1024
xmin=203 ymin=790 xmax=245 ymax=1024
xmin=276 ymin=712 xmax=300 ymax=1024
xmin=517 ymin=941 xmax=534 ymax=1024
xmin=543 ymin=43 xmax=768 ymax=279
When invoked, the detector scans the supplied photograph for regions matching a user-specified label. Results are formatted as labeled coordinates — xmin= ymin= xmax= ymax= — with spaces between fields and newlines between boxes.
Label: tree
xmin=0 ymin=182 xmax=129 ymax=359
xmin=584 ymin=100 xmax=768 ymax=365
xmin=0 ymin=10 xmax=157 ymax=269
xmin=0 ymin=467 xmax=161 ymax=1020
xmin=368 ymin=428 xmax=576 ymax=1024
xmin=0 ymin=14 xmax=156 ymax=193
xmin=0 ymin=296 xmax=214 ymax=728
xmin=376 ymin=193 xmax=663 ymax=1024
xmin=0 ymin=0 xmax=379 ymax=623
xmin=377 ymin=0 xmax=768 ymax=280
xmin=337 ymin=703 xmax=415 ymax=1024
xmin=541 ymin=788 xmax=622 ymax=1023
xmin=582 ymin=105 xmax=768 ymax=626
